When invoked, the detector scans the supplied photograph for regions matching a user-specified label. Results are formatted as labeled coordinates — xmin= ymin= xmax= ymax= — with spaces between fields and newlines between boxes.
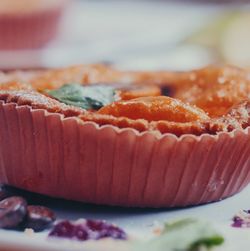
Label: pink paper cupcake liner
xmin=0 ymin=4 xmax=65 ymax=50
xmin=0 ymin=101 xmax=249 ymax=208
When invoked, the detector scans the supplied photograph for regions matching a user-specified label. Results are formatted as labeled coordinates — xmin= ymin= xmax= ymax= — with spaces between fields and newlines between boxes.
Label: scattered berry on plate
xmin=232 ymin=210 xmax=250 ymax=228
xmin=49 ymin=219 xmax=127 ymax=241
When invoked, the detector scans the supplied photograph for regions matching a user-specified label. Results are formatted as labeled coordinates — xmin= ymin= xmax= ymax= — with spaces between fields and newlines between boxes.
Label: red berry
xmin=49 ymin=219 xmax=127 ymax=241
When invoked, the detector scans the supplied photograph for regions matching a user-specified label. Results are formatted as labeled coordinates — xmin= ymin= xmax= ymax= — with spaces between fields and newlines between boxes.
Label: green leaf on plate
xmin=133 ymin=218 xmax=224 ymax=251
xmin=47 ymin=84 xmax=115 ymax=110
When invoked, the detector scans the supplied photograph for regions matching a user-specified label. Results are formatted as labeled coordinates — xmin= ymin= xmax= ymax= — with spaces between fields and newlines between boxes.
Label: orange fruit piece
xmin=98 ymin=96 xmax=209 ymax=123
xmin=117 ymin=85 xmax=161 ymax=100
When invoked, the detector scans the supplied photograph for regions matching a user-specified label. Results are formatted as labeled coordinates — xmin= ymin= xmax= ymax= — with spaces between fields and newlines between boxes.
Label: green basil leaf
xmin=47 ymin=84 xmax=115 ymax=110
xmin=133 ymin=218 xmax=224 ymax=251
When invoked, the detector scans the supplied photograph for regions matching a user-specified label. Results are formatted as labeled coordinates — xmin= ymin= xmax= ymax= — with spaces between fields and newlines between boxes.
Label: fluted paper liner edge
xmin=0 ymin=101 xmax=249 ymax=207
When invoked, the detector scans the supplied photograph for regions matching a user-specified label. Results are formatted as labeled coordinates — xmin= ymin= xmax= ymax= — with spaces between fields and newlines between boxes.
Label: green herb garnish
xmin=133 ymin=218 xmax=224 ymax=251
xmin=47 ymin=84 xmax=115 ymax=110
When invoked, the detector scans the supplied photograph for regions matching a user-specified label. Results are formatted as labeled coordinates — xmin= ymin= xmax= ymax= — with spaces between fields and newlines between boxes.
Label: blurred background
xmin=0 ymin=0 xmax=249 ymax=71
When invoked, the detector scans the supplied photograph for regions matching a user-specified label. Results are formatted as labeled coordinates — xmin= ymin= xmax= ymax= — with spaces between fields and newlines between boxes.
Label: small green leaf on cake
xmin=47 ymin=84 xmax=115 ymax=110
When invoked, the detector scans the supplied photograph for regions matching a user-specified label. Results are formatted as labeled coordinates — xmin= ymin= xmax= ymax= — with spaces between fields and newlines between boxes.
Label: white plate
xmin=0 ymin=185 xmax=249 ymax=251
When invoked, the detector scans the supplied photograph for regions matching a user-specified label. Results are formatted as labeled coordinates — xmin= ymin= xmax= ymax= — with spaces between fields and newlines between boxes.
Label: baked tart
xmin=0 ymin=0 xmax=66 ymax=49
xmin=0 ymin=65 xmax=249 ymax=207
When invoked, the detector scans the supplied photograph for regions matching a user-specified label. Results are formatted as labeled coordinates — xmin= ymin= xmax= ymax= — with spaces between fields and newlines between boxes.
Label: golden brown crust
xmin=79 ymin=112 xmax=235 ymax=136
xmin=0 ymin=90 xmax=84 ymax=117
xmin=30 ymin=64 xmax=127 ymax=90
xmin=80 ymin=102 xmax=249 ymax=136
xmin=169 ymin=66 xmax=250 ymax=117
xmin=0 ymin=64 xmax=249 ymax=136
xmin=79 ymin=112 xmax=210 ymax=136
xmin=28 ymin=65 xmax=250 ymax=117
xmin=79 ymin=112 xmax=149 ymax=133
xmin=218 ymin=100 xmax=250 ymax=130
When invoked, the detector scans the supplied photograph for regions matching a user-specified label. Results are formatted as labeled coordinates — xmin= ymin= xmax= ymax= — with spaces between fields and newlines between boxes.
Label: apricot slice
xmin=117 ymin=85 xmax=161 ymax=100
xmin=98 ymin=96 xmax=209 ymax=123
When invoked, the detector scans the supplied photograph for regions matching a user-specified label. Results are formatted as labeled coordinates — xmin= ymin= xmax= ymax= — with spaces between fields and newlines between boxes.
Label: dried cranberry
xmin=87 ymin=220 xmax=127 ymax=240
xmin=0 ymin=196 xmax=27 ymax=229
xmin=49 ymin=221 xmax=77 ymax=238
xmin=232 ymin=210 xmax=250 ymax=228
xmin=24 ymin=205 xmax=56 ymax=232
xmin=232 ymin=216 xmax=244 ymax=228
xmin=73 ymin=224 xmax=89 ymax=240
xmin=49 ymin=219 xmax=127 ymax=241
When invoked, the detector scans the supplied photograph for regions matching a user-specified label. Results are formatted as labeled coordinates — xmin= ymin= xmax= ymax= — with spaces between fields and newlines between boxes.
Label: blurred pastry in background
xmin=186 ymin=11 xmax=250 ymax=69
xmin=0 ymin=0 xmax=68 ymax=50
